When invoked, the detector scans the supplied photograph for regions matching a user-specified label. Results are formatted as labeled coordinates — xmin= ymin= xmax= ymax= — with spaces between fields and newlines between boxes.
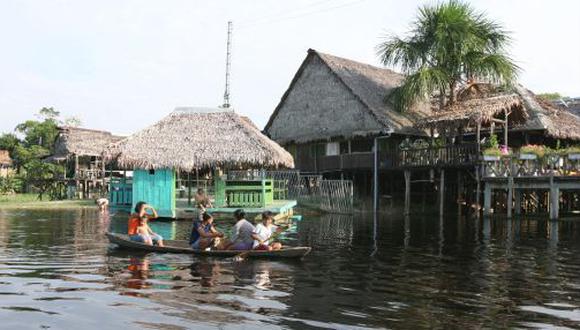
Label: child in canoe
xmin=135 ymin=216 xmax=164 ymax=247
xmin=190 ymin=212 xmax=224 ymax=250
xmin=252 ymin=211 xmax=283 ymax=251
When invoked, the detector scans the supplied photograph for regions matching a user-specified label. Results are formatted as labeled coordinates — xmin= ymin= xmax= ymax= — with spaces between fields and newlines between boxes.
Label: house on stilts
xmin=46 ymin=126 xmax=124 ymax=199
xmin=265 ymin=49 xmax=580 ymax=218
xmin=105 ymin=107 xmax=295 ymax=219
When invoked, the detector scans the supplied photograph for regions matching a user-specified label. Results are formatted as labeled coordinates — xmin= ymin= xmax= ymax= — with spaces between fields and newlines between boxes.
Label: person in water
xmin=228 ymin=209 xmax=256 ymax=250
xmin=190 ymin=212 xmax=224 ymax=250
xmin=252 ymin=211 xmax=283 ymax=251
xmin=128 ymin=202 xmax=163 ymax=246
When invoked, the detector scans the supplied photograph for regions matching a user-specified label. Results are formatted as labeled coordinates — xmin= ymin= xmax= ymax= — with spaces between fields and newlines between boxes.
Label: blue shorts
xmin=130 ymin=234 xmax=163 ymax=244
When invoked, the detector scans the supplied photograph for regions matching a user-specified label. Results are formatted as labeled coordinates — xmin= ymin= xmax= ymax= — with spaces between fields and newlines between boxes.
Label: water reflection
xmin=0 ymin=209 xmax=580 ymax=328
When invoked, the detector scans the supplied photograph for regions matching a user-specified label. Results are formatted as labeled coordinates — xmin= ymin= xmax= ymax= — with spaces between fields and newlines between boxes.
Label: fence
xmin=227 ymin=170 xmax=354 ymax=214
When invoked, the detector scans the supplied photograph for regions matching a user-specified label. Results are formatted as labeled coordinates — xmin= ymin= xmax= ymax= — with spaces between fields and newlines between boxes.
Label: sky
xmin=0 ymin=0 xmax=579 ymax=136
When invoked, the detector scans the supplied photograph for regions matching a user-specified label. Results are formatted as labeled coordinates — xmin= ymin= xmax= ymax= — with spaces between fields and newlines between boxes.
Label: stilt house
xmin=105 ymin=108 xmax=294 ymax=218
xmin=47 ymin=126 xmax=124 ymax=198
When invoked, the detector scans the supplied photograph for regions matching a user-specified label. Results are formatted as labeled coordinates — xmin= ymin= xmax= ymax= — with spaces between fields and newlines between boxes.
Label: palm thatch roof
xmin=265 ymin=49 xmax=430 ymax=144
xmin=106 ymin=108 xmax=294 ymax=171
xmin=417 ymin=84 xmax=580 ymax=140
xmin=48 ymin=126 xmax=124 ymax=161
xmin=0 ymin=150 xmax=12 ymax=166
xmin=417 ymin=93 xmax=526 ymax=130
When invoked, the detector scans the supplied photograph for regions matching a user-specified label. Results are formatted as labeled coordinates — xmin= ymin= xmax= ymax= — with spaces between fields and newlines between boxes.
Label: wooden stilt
xmin=475 ymin=166 xmax=481 ymax=217
xmin=507 ymin=176 xmax=513 ymax=218
xmin=187 ymin=172 xmax=192 ymax=206
xmin=439 ymin=169 xmax=445 ymax=217
xmin=404 ymin=170 xmax=411 ymax=215
xmin=456 ymin=170 xmax=462 ymax=217
xmin=484 ymin=183 xmax=491 ymax=216
xmin=514 ymin=189 xmax=522 ymax=215
xmin=550 ymin=177 xmax=559 ymax=220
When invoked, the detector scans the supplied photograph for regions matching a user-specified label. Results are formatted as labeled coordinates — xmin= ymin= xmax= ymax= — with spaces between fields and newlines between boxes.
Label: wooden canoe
xmin=105 ymin=232 xmax=311 ymax=259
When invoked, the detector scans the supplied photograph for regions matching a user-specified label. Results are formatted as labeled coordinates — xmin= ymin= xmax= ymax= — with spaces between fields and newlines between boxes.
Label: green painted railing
xmin=214 ymin=177 xmax=274 ymax=208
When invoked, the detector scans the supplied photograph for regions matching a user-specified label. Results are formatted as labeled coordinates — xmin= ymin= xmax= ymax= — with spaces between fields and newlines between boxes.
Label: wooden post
xmin=475 ymin=166 xmax=481 ymax=217
xmin=74 ymin=155 xmax=79 ymax=199
xmin=457 ymin=170 xmax=462 ymax=217
xmin=484 ymin=183 xmax=492 ymax=216
xmin=514 ymin=189 xmax=522 ymax=215
xmin=373 ymin=137 xmax=379 ymax=213
xmin=404 ymin=170 xmax=411 ymax=215
xmin=550 ymin=177 xmax=559 ymax=220
xmin=476 ymin=121 xmax=481 ymax=155
xmin=504 ymin=109 xmax=509 ymax=148
xmin=507 ymin=176 xmax=513 ymax=218
xmin=187 ymin=172 xmax=192 ymax=206
xmin=439 ymin=169 xmax=445 ymax=217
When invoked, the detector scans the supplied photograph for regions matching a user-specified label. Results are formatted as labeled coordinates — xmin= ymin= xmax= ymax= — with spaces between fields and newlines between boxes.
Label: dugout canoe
xmin=105 ymin=232 xmax=311 ymax=259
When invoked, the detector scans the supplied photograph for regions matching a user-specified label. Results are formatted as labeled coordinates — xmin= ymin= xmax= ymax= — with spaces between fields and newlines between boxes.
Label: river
xmin=0 ymin=208 xmax=579 ymax=329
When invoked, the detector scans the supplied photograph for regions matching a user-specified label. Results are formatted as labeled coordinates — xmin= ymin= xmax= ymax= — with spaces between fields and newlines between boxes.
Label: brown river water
xmin=0 ymin=208 xmax=580 ymax=329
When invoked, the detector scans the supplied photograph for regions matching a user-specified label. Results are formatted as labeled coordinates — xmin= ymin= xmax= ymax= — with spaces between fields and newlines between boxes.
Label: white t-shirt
xmin=231 ymin=219 xmax=256 ymax=244
xmin=253 ymin=223 xmax=278 ymax=248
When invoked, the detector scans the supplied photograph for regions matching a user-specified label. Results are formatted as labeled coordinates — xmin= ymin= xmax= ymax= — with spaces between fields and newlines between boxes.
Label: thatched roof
xmin=517 ymin=87 xmax=580 ymax=140
xmin=48 ymin=126 xmax=124 ymax=161
xmin=417 ymin=93 xmax=526 ymax=130
xmin=417 ymin=85 xmax=580 ymax=140
xmin=265 ymin=49 xmax=430 ymax=144
xmin=0 ymin=150 xmax=12 ymax=166
xmin=106 ymin=108 xmax=294 ymax=171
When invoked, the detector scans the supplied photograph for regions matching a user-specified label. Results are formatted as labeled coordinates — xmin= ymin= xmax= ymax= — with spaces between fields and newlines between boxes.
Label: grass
xmin=0 ymin=193 xmax=95 ymax=209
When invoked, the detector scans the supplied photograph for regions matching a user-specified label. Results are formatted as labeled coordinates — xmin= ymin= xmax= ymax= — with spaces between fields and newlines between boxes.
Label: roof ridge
xmin=311 ymin=49 xmax=394 ymax=132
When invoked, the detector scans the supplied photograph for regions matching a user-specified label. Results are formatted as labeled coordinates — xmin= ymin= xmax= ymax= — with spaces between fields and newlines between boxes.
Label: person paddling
xmin=252 ymin=211 xmax=283 ymax=251
xmin=190 ymin=212 xmax=224 ymax=250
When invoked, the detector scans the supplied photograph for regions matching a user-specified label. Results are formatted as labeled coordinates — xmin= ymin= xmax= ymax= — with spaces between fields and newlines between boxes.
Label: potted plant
xmin=519 ymin=144 xmax=545 ymax=160
xmin=566 ymin=146 xmax=580 ymax=160
xmin=483 ymin=147 xmax=501 ymax=161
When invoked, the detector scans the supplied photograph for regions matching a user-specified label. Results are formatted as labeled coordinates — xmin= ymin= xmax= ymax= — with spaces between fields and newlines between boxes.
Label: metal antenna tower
xmin=223 ymin=21 xmax=233 ymax=109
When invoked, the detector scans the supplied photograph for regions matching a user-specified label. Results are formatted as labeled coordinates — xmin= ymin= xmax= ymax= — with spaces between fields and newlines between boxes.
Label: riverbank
xmin=0 ymin=194 xmax=95 ymax=209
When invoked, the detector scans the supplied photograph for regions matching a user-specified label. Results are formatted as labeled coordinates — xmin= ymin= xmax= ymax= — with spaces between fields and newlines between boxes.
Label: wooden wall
xmin=132 ymin=169 xmax=176 ymax=218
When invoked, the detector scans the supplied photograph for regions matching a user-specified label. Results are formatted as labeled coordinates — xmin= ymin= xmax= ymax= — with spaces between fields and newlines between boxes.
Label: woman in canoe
xmin=190 ymin=212 xmax=224 ymax=250
xmin=128 ymin=201 xmax=163 ymax=246
xmin=227 ymin=209 xmax=256 ymax=250
xmin=252 ymin=211 xmax=283 ymax=251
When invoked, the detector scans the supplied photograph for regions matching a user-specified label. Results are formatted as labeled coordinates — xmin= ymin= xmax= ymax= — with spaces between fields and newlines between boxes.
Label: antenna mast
xmin=223 ymin=21 xmax=233 ymax=109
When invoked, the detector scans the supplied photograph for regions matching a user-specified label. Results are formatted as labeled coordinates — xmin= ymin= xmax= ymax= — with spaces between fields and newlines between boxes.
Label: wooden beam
xmin=507 ymin=176 xmax=513 ymax=218
xmin=484 ymin=183 xmax=491 ymax=216
xmin=439 ymin=169 xmax=445 ymax=217
xmin=504 ymin=109 xmax=509 ymax=147
xmin=404 ymin=170 xmax=411 ymax=215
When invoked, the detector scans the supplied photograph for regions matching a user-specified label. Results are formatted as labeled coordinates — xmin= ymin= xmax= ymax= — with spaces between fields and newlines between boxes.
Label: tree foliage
xmin=377 ymin=0 xmax=519 ymax=112
xmin=0 ymin=107 xmax=70 ymax=199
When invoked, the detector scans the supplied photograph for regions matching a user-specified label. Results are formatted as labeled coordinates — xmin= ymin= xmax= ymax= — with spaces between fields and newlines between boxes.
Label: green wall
xmin=132 ymin=168 xmax=176 ymax=218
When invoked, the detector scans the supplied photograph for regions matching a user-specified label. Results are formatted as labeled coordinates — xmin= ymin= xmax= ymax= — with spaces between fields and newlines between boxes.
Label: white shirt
xmin=253 ymin=223 xmax=278 ymax=248
xmin=231 ymin=219 xmax=256 ymax=244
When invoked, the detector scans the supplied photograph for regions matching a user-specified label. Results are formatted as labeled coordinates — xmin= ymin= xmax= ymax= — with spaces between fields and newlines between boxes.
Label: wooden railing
xmin=482 ymin=155 xmax=580 ymax=178
xmin=392 ymin=143 xmax=479 ymax=168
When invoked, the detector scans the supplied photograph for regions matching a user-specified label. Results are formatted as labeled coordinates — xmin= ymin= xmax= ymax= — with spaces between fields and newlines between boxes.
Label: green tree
xmin=0 ymin=133 xmax=21 ymax=155
xmin=377 ymin=0 xmax=519 ymax=112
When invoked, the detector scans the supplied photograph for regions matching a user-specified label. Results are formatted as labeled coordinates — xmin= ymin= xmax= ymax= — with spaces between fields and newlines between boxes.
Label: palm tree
xmin=377 ymin=0 xmax=519 ymax=112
